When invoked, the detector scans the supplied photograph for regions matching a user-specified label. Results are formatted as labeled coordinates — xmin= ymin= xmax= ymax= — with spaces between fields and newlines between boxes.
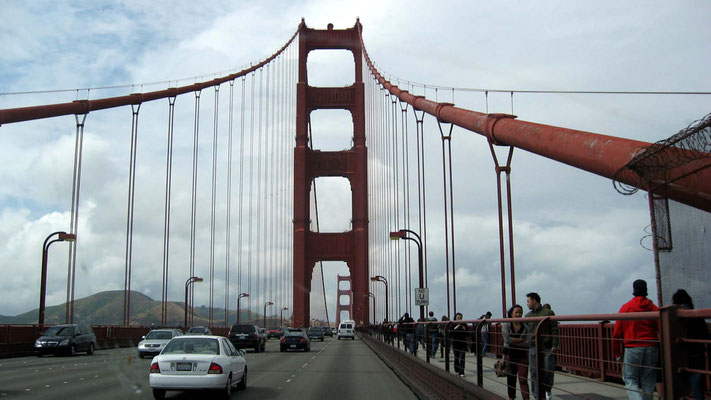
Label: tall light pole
xmin=184 ymin=276 xmax=203 ymax=329
xmin=390 ymin=229 xmax=425 ymax=320
xmin=236 ymin=293 xmax=249 ymax=324
xmin=370 ymin=275 xmax=389 ymax=322
xmin=39 ymin=231 xmax=76 ymax=328
xmin=263 ymin=301 xmax=274 ymax=328
xmin=280 ymin=307 xmax=288 ymax=327
xmin=365 ymin=292 xmax=375 ymax=325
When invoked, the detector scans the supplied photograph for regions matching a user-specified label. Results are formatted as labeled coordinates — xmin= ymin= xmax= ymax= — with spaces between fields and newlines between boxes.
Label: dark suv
xmin=228 ymin=324 xmax=266 ymax=352
xmin=35 ymin=324 xmax=97 ymax=357
xmin=307 ymin=327 xmax=325 ymax=341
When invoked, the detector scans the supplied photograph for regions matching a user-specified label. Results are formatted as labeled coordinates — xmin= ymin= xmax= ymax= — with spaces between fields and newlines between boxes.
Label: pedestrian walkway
xmin=405 ymin=343 xmax=632 ymax=399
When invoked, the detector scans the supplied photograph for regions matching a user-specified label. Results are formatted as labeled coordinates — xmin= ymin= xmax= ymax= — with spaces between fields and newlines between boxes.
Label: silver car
xmin=138 ymin=329 xmax=183 ymax=359
xmin=149 ymin=336 xmax=247 ymax=399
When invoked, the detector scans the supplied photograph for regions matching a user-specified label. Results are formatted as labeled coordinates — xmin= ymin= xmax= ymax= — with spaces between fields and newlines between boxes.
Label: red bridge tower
xmin=293 ymin=20 xmax=369 ymax=327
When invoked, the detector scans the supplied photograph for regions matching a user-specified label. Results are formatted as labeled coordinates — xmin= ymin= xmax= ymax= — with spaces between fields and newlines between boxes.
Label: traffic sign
xmin=415 ymin=288 xmax=429 ymax=306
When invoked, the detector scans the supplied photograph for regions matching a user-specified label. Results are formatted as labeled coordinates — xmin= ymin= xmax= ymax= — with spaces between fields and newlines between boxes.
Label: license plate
xmin=238 ymin=335 xmax=247 ymax=339
xmin=290 ymin=345 xmax=296 ymax=348
xmin=176 ymin=362 xmax=192 ymax=371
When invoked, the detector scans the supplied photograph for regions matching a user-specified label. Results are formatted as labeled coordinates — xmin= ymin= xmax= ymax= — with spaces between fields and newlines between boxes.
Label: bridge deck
xmin=0 ymin=336 xmax=416 ymax=399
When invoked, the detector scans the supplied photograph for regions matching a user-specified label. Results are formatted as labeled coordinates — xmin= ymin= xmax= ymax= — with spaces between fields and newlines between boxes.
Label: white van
xmin=337 ymin=320 xmax=356 ymax=340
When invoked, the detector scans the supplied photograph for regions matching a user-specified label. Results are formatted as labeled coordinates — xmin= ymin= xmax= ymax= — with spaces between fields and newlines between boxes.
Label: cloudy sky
xmin=1 ymin=1 xmax=710 ymax=323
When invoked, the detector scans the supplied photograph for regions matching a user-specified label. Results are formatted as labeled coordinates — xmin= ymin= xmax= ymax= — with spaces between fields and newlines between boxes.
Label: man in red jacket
xmin=612 ymin=279 xmax=659 ymax=400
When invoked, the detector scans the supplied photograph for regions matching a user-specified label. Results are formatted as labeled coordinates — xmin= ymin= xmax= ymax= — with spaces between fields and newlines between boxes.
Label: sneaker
xmin=545 ymin=392 xmax=552 ymax=400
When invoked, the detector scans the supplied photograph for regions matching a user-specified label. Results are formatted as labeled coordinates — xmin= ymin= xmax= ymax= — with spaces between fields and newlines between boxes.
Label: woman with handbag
xmin=503 ymin=304 xmax=530 ymax=400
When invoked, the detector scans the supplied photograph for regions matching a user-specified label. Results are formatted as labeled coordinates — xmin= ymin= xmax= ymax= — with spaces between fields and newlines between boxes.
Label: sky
xmin=1 ymin=1 xmax=710 ymax=323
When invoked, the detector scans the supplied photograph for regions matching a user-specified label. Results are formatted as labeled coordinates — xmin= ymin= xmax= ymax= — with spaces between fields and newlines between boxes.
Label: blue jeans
xmin=529 ymin=346 xmax=556 ymax=398
xmin=406 ymin=333 xmax=415 ymax=354
xmin=481 ymin=332 xmax=489 ymax=355
xmin=622 ymin=346 xmax=658 ymax=400
xmin=431 ymin=334 xmax=440 ymax=357
xmin=690 ymin=373 xmax=704 ymax=400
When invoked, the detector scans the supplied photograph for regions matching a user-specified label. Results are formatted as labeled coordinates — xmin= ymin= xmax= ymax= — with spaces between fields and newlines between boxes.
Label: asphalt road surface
xmin=0 ymin=335 xmax=417 ymax=399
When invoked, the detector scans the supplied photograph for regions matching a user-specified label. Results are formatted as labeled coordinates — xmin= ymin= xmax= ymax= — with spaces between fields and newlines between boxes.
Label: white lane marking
xmin=286 ymin=379 xmax=291 ymax=383
xmin=94 ymin=375 xmax=99 ymax=378
xmin=310 ymin=356 xmax=316 ymax=360
xmin=24 ymin=389 xmax=31 ymax=392
xmin=277 ymin=387 xmax=283 ymax=390
xmin=45 ymin=385 xmax=50 ymax=388
xmin=79 ymin=378 xmax=84 ymax=381
xmin=302 ymin=363 xmax=308 ymax=368
xmin=63 ymin=382 xmax=68 ymax=384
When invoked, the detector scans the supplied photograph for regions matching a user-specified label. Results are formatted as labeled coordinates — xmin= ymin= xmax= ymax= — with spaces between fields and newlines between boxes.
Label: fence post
xmin=597 ymin=320 xmax=608 ymax=381
xmin=444 ymin=321 xmax=452 ymax=372
xmin=660 ymin=305 xmax=686 ymax=399
xmin=476 ymin=319 xmax=484 ymax=387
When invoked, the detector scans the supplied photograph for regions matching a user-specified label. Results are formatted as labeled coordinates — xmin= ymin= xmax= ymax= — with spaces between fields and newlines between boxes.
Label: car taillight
xmin=300 ymin=337 xmax=307 ymax=343
xmin=253 ymin=333 xmax=258 ymax=338
xmin=280 ymin=337 xmax=286 ymax=343
xmin=150 ymin=362 xmax=160 ymax=373
xmin=208 ymin=362 xmax=223 ymax=374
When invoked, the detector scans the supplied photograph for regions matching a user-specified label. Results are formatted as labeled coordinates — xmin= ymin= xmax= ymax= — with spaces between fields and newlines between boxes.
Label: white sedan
xmin=149 ymin=335 xmax=247 ymax=399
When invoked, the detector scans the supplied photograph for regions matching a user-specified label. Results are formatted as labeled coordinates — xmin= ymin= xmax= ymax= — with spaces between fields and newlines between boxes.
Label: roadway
xmin=0 ymin=335 xmax=417 ymax=399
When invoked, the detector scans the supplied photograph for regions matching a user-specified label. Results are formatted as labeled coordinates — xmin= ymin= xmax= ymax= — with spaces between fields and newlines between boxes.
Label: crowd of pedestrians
xmin=374 ymin=279 xmax=707 ymax=400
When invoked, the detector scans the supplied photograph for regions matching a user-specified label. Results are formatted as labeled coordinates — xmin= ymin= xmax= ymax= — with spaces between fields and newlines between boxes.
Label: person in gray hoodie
xmin=525 ymin=292 xmax=558 ymax=400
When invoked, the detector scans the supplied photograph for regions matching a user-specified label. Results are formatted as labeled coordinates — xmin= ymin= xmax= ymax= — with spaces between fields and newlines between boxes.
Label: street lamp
xmin=280 ymin=307 xmax=288 ymax=327
xmin=236 ymin=293 xmax=249 ymax=324
xmin=184 ymin=276 xmax=203 ymax=329
xmin=365 ymin=292 xmax=376 ymax=325
xmin=263 ymin=301 xmax=274 ymax=328
xmin=370 ymin=275 xmax=389 ymax=322
xmin=390 ymin=229 xmax=425 ymax=320
xmin=39 ymin=231 xmax=76 ymax=328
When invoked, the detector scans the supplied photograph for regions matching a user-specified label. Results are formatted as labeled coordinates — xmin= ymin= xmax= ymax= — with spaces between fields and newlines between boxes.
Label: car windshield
xmin=230 ymin=325 xmax=254 ymax=333
xmin=44 ymin=326 xmax=75 ymax=336
xmin=187 ymin=327 xmax=205 ymax=333
xmin=145 ymin=331 xmax=173 ymax=340
xmin=162 ymin=338 xmax=219 ymax=355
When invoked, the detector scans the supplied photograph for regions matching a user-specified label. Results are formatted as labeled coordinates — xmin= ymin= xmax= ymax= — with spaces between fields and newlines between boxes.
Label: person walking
xmin=481 ymin=311 xmax=492 ymax=356
xmin=440 ymin=315 xmax=449 ymax=358
xmin=525 ymin=292 xmax=558 ymax=400
xmin=401 ymin=312 xmax=415 ymax=355
xmin=426 ymin=311 xmax=439 ymax=357
xmin=503 ymin=305 xmax=530 ymax=400
xmin=612 ymin=279 xmax=659 ymax=400
xmin=451 ymin=312 xmax=469 ymax=377
xmin=671 ymin=289 xmax=709 ymax=400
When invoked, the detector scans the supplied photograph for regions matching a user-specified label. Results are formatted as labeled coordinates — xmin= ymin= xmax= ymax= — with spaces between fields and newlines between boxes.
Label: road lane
xmin=0 ymin=335 xmax=417 ymax=399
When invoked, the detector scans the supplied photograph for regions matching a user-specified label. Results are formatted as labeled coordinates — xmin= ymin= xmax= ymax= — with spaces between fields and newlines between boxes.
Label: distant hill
xmin=0 ymin=290 xmax=288 ymax=327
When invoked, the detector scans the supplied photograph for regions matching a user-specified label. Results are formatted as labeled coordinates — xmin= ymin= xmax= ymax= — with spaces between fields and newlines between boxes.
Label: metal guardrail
xmin=360 ymin=306 xmax=711 ymax=399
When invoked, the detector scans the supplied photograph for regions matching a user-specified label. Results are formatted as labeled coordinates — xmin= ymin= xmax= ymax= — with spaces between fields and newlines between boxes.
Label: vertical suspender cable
xmin=256 ymin=67 xmax=263 ymax=314
xmin=247 ymin=71 xmax=255 ymax=321
xmin=66 ymin=113 xmax=86 ymax=323
xmin=237 ymin=76 xmax=246 ymax=322
xmin=225 ymin=80 xmax=235 ymax=327
xmin=189 ymin=91 xmax=201 ymax=327
xmin=161 ymin=96 xmax=176 ymax=326
xmin=209 ymin=86 xmax=220 ymax=326
xmin=262 ymin=64 xmax=270 ymax=312
xmin=123 ymin=102 xmax=141 ymax=326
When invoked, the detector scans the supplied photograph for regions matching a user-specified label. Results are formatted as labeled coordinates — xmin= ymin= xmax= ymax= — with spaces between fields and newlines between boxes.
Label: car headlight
xmin=59 ymin=339 xmax=69 ymax=346
xmin=35 ymin=340 xmax=42 ymax=347
xmin=138 ymin=342 xmax=145 ymax=349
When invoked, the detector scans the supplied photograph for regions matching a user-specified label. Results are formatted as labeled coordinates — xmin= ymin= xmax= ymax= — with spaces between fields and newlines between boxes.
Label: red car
xmin=267 ymin=327 xmax=284 ymax=338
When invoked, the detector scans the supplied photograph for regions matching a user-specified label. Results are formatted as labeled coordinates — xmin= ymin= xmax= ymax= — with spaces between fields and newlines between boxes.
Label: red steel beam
xmin=359 ymin=32 xmax=711 ymax=213
xmin=0 ymin=26 xmax=300 ymax=125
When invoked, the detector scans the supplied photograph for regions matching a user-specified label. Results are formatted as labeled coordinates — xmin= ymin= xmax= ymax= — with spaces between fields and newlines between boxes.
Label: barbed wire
xmin=613 ymin=112 xmax=711 ymax=195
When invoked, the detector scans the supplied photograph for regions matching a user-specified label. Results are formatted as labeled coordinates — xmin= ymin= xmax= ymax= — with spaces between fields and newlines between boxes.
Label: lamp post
xmin=263 ymin=301 xmax=274 ymax=328
xmin=236 ymin=293 xmax=249 ymax=324
xmin=280 ymin=307 xmax=288 ymax=327
xmin=39 ymin=231 xmax=76 ymax=328
xmin=370 ymin=275 xmax=389 ymax=322
xmin=390 ymin=229 xmax=425 ymax=320
xmin=184 ymin=276 xmax=203 ymax=329
xmin=365 ymin=292 xmax=376 ymax=325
